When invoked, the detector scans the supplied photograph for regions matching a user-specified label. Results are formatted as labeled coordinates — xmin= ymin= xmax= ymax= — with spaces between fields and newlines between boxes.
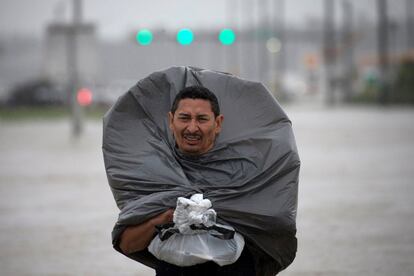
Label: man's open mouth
xmin=183 ymin=134 xmax=202 ymax=144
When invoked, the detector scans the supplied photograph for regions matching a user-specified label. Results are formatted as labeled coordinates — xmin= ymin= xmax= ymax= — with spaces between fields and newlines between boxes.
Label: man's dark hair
xmin=171 ymin=86 xmax=221 ymax=117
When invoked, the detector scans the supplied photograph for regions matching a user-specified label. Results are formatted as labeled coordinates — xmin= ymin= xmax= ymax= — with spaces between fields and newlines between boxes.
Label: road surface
xmin=1 ymin=104 xmax=413 ymax=275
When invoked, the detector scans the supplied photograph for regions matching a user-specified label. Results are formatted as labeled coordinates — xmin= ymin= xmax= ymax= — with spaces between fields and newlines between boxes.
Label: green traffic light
xmin=219 ymin=29 xmax=236 ymax=45
xmin=177 ymin=28 xmax=194 ymax=45
xmin=136 ymin=29 xmax=153 ymax=45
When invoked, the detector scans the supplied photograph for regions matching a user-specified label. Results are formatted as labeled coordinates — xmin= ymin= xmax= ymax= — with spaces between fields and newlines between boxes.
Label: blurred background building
xmin=0 ymin=0 xmax=413 ymax=129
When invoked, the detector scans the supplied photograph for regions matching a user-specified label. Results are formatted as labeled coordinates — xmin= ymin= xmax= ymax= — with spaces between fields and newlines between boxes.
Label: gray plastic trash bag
xmin=103 ymin=66 xmax=300 ymax=275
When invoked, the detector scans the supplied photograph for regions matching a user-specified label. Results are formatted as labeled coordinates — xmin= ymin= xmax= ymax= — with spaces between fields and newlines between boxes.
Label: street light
xmin=266 ymin=37 xmax=282 ymax=53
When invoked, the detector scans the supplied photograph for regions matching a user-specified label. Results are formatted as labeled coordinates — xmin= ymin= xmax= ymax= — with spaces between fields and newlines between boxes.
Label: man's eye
xmin=198 ymin=118 xmax=209 ymax=122
xmin=178 ymin=117 xmax=190 ymax=121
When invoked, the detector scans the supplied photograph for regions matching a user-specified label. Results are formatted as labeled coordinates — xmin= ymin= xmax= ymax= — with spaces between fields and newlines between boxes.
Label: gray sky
xmin=0 ymin=0 xmax=406 ymax=39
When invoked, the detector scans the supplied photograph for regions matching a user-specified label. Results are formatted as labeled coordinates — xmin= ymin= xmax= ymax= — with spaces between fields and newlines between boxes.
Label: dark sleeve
xmin=112 ymin=223 xmax=160 ymax=269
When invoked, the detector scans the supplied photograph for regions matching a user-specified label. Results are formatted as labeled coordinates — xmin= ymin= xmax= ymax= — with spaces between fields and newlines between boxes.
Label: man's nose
xmin=187 ymin=119 xmax=198 ymax=132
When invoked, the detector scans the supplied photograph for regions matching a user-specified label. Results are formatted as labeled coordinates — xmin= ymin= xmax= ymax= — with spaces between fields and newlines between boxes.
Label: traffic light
xmin=219 ymin=28 xmax=236 ymax=45
xmin=136 ymin=29 xmax=153 ymax=45
xmin=177 ymin=28 xmax=194 ymax=45
xmin=133 ymin=28 xmax=239 ymax=46
xmin=77 ymin=88 xmax=93 ymax=106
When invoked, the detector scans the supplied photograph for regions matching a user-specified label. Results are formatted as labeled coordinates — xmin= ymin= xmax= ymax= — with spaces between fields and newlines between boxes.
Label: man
xmin=105 ymin=67 xmax=299 ymax=276
xmin=118 ymin=86 xmax=256 ymax=276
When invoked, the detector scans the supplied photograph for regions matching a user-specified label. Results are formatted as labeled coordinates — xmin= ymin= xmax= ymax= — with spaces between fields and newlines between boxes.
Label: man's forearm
xmin=119 ymin=209 xmax=174 ymax=254
xmin=119 ymin=219 xmax=158 ymax=254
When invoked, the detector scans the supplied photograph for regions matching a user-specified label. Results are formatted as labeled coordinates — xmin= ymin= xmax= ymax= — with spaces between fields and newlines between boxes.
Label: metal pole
xmin=242 ymin=0 xmax=254 ymax=79
xmin=323 ymin=0 xmax=336 ymax=105
xmin=257 ymin=0 xmax=268 ymax=84
xmin=224 ymin=0 xmax=239 ymax=74
xmin=262 ymin=0 xmax=271 ymax=90
xmin=278 ymin=0 xmax=286 ymax=100
xmin=68 ymin=0 xmax=83 ymax=137
xmin=407 ymin=0 xmax=414 ymax=51
xmin=268 ymin=0 xmax=276 ymax=95
xmin=377 ymin=0 xmax=389 ymax=104
xmin=253 ymin=0 xmax=259 ymax=81
xmin=342 ymin=0 xmax=354 ymax=102
xmin=236 ymin=0 xmax=243 ymax=76
xmin=224 ymin=0 xmax=231 ymax=72
xmin=230 ymin=0 xmax=240 ymax=74
xmin=244 ymin=0 xmax=256 ymax=80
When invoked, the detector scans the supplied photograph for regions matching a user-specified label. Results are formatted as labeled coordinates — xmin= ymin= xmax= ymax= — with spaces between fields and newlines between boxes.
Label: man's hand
xmin=119 ymin=209 xmax=174 ymax=254
xmin=151 ymin=209 xmax=174 ymax=226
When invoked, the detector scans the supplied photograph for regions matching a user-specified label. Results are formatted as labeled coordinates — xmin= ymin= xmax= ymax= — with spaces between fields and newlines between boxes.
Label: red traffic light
xmin=77 ymin=88 xmax=93 ymax=106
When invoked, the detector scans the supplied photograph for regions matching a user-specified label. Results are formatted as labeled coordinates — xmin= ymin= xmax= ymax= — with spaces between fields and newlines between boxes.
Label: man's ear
xmin=215 ymin=114 xmax=224 ymax=134
xmin=168 ymin=112 xmax=174 ymax=130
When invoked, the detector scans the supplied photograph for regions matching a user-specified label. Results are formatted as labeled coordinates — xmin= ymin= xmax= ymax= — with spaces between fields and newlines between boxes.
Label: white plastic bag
xmin=173 ymin=194 xmax=217 ymax=234
xmin=148 ymin=194 xmax=245 ymax=266
xmin=148 ymin=224 xmax=245 ymax=266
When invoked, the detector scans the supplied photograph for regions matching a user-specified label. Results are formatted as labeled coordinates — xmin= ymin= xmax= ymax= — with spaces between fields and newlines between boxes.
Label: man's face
xmin=169 ymin=98 xmax=223 ymax=156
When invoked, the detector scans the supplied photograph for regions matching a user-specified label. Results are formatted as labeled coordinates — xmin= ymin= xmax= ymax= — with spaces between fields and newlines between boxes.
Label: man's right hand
xmin=151 ymin=209 xmax=174 ymax=226
xmin=119 ymin=209 xmax=174 ymax=254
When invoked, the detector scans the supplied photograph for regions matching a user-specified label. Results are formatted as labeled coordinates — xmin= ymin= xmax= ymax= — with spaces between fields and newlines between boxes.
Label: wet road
xmin=1 ymin=105 xmax=413 ymax=275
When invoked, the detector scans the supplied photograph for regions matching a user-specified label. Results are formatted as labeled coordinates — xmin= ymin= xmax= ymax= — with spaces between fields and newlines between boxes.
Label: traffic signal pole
xmin=277 ymin=0 xmax=286 ymax=100
xmin=406 ymin=0 xmax=414 ymax=51
xmin=323 ymin=0 xmax=336 ymax=106
xmin=342 ymin=0 xmax=354 ymax=102
xmin=67 ymin=0 xmax=83 ymax=137
xmin=258 ymin=0 xmax=269 ymax=85
xmin=377 ymin=0 xmax=390 ymax=104
xmin=226 ymin=0 xmax=240 ymax=74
